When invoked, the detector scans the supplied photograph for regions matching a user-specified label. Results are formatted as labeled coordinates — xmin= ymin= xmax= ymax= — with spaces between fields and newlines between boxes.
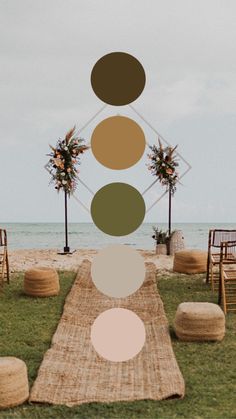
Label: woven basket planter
xmin=173 ymin=250 xmax=207 ymax=274
xmin=174 ymin=302 xmax=225 ymax=341
xmin=169 ymin=230 xmax=185 ymax=256
xmin=24 ymin=267 xmax=60 ymax=297
xmin=155 ymin=244 xmax=167 ymax=255
xmin=0 ymin=357 xmax=29 ymax=408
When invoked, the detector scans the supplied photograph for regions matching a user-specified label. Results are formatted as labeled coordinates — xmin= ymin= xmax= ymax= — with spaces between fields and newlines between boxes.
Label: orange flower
xmin=166 ymin=168 xmax=173 ymax=175
xmin=54 ymin=158 xmax=61 ymax=167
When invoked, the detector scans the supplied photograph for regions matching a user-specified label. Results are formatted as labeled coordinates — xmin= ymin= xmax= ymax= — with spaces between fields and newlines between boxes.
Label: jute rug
xmin=30 ymin=260 xmax=185 ymax=406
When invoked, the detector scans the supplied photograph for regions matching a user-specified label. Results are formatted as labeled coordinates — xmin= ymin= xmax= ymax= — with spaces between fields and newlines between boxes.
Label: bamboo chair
xmin=0 ymin=229 xmax=10 ymax=287
xmin=206 ymin=229 xmax=236 ymax=290
xmin=219 ymin=240 xmax=236 ymax=314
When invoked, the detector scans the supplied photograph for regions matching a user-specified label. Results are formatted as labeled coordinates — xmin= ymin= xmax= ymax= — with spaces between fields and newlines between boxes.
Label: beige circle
xmin=91 ymin=308 xmax=146 ymax=362
xmin=91 ymin=245 xmax=145 ymax=298
xmin=91 ymin=116 xmax=146 ymax=170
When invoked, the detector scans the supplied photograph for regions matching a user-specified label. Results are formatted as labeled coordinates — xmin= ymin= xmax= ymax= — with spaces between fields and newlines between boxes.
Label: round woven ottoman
xmin=173 ymin=250 xmax=207 ymax=274
xmin=0 ymin=357 xmax=29 ymax=408
xmin=174 ymin=302 xmax=225 ymax=341
xmin=24 ymin=267 xmax=60 ymax=297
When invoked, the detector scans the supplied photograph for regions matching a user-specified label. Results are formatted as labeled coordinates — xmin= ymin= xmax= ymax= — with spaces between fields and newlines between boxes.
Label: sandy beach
xmin=8 ymin=249 xmax=174 ymax=274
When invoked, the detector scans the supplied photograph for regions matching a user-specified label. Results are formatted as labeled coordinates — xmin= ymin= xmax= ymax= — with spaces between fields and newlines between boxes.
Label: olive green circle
xmin=91 ymin=52 xmax=146 ymax=106
xmin=91 ymin=183 xmax=146 ymax=236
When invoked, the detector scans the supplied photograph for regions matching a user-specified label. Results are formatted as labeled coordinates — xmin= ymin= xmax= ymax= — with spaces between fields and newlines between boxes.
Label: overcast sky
xmin=0 ymin=0 xmax=236 ymax=223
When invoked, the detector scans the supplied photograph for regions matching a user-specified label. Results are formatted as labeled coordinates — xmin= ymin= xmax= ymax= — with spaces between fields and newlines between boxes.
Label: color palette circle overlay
xmin=91 ymin=52 xmax=146 ymax=106
xmin=91 ymin=116 xmax=146 ymax=170
xmin=91 ymin=244 xmax=145 ymax=298
xmin=91 ymin=183 xmax=146 ymax=236
xmin=91 ymin=308 xmax=146 ymax=362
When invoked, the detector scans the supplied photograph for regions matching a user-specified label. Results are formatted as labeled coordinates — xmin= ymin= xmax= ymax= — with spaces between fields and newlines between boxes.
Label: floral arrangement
xmin=147 ymin=138 xmax=179 ymax=195
xmin=47 ymin=126 xmax=88 ymax=195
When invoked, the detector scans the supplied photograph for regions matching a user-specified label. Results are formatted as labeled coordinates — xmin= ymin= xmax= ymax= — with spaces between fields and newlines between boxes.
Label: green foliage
xmin=0 ymin=272 xmax=236 ymax=418
xmin=152 ymin=226 xmax=169 ymax=244
xmin=152 ymin=227 xmax=177 ymax=244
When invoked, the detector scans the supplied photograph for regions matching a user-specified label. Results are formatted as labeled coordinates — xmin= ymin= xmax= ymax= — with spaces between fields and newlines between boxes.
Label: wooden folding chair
xmin=206 ymin=229 xmax=236 ymax=291
xmin=219 ymin=240 xmax=236 ymax=314
xmin=0 ymin=229 xmax=10 ymax=287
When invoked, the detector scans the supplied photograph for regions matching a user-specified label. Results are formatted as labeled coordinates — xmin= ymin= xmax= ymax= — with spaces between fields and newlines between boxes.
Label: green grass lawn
xmin=0 ymin=272 xmax=236 ymax=418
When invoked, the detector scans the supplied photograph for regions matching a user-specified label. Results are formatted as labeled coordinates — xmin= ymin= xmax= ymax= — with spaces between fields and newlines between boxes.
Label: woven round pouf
xmin=24 ymin=267 xmax=60 ymax=297
xmin=173 ymin=249 xmax=207 ymax=274
xmin=174 ymin=302 xmax=225 ymax=341
xmin=0 ymin=357 xmax=29 ymax=408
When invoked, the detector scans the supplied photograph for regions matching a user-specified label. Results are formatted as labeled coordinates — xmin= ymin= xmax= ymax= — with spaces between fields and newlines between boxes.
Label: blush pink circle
xmin=91 ymin=308 xmax=146 ymax=362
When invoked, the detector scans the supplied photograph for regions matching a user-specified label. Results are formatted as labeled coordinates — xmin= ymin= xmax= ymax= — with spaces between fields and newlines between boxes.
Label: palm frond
xmin=169 ymin=144 xmax=178 ymax=157
xmin=49 ymin=144 xmax=56 ymax=152
xmin=65 ymin=126 xmax=76 ymax=144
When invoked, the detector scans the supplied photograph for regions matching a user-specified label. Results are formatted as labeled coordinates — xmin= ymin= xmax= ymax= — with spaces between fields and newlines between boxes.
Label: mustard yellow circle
xmin=91 ymin=116 xmax=146 ymax=170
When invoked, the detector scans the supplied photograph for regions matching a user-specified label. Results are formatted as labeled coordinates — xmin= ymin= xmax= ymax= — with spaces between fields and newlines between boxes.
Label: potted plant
xmin=152 ymin=227 xmax=169 ymax=255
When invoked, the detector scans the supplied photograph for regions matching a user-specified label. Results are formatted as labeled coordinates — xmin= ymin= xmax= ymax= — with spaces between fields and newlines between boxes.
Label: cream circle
xmin=91 ymin=308 xmax=146 ymax=362
xmin=91 ymin=245 xmax=145 ymax=298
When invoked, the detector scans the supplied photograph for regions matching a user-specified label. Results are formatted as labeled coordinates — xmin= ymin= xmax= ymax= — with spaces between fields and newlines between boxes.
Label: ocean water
xmin=1 ymin=222 xmax=236 ymax=251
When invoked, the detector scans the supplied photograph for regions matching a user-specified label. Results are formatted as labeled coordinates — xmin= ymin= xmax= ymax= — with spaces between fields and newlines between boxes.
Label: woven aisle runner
xmin=30 ymin=260 xmax=185 ymax=406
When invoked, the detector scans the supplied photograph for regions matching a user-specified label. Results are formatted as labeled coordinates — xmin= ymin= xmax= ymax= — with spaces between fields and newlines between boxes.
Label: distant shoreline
xmin=2 ymin=222 xmax=236 ymax=251
xmin=2 ymin=222 xmax=236 ymax=224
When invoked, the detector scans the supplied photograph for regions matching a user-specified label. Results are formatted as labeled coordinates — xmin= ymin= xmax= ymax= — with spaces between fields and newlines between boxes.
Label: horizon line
xmin=1 ymin=221 xmax=236 ymax=225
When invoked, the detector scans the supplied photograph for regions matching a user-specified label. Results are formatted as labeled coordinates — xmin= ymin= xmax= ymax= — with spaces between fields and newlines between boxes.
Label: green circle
xmin=91 ymin=183 xmax=146 ymax=236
